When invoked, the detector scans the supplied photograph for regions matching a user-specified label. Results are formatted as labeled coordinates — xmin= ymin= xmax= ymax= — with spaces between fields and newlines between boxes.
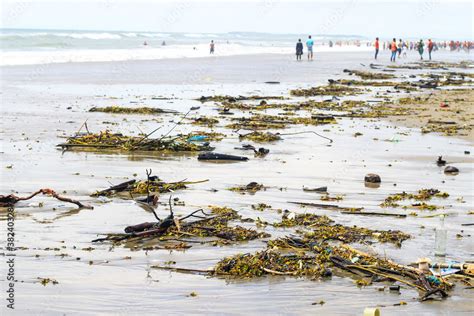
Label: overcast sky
xmin=1 ymin=0 xmax=473 ymax=39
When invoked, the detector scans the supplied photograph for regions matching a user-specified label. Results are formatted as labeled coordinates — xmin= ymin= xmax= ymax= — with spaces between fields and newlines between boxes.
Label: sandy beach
xmin=1 ymin=49 xmax=473 ymax=315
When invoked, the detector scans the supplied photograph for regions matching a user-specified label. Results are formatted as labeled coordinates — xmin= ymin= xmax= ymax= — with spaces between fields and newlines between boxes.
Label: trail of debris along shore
xmin=57 ymin=130 xmax=214 ymax=152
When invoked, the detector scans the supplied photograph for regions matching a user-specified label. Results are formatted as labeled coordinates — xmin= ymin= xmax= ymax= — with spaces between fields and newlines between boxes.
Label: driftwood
xmin=0 ymin=189 xmax=93 ymax=209
xmin=288 ymin=201 xmax=363 ymax=212
xmin=340 ymin=211 xmax=407 ymax=218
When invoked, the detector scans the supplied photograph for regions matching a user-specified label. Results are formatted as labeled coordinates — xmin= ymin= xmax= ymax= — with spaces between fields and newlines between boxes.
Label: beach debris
xmin=93 ymin=203 xmax=269 ymax=246
xmin=444 ymin=166 xmax=459 ymax=174
xmin=89 ymin=106 xmax=177 ymax=115
xmin=58 ymin=130 xmax=214 ymax=152
xmin=229 ymin=182 xmax=264 ymax=194
xmin=364 ymin=173 xmax=381 ymax=183
xmin=290 ymin=85 xmax=363 ymax=97
xmin=185 ymin=131 xmax=226 ymax=142
xmin=234 ymin=144 xmax=269 ymax=157
xmin=436 ymin=156 xmax=447 ymax=166
xmin=270 ymin=212 xmax=410 ymax=246
xmin=0 ymin=189 xmax=93 ymax=209
xmin=198 ymin=152 xmax=249 ymax=161
xmin=303 ymin=186 xmax=328 ymax=193
xmin=380 ymin=188 xmax=449 ymax=208
xmin=192 ymin=116 xmax=219 ymax=127
xmin=91 ymin=176 xmax=208 ymax=197
xmin=288 ymin=201 xmax=363 ymax=212
xmin=197 ymin=95 xmax=285 ymax=103
xmin=363 ymin=308 xmax=381 ymax=316
xmin=238 ymin=131 xmax=282 ymax=143
xmin=343 ymin=69 xmax=396 ymax=80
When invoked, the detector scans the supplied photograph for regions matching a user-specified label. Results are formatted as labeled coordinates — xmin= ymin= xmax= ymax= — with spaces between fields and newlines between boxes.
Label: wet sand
xmin=387 ymin=89 xmax=474 ymax=142
xmin=1 ymin=50 xmax=473 ymax=315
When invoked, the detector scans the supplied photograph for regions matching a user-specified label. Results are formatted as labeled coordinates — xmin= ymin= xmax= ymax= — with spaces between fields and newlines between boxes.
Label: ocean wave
xmin=53 ymin=32 xmax=122 ymax=40
xmin=184 ymin=33 xmax=219 ymax=38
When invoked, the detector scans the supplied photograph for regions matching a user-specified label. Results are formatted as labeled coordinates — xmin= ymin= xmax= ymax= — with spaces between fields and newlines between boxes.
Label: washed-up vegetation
xmin=380 ymin=188 xmax=449 ymax=209
xmin=229 ymin=182 xmax=265 ymax=194
xmin=93 ymin=205 xmax=269 ymax=248
xmin=238 ymin=131 xmax=282 ymax=142
xmin=57 ymin=130 xmax=214 ymax=152
xmin=89 ymin=106 xmax=177 ymax=115
xmin=227 ymin=113 xmax=336 ymax=130
xmin=91 ymin=176 xmax=208 ymax=197
xmin=290 ymin=84 xmax=363 ymax=97
xmin=197 ymin=95 xmax=285 ymax=103
xmin=343 ymin=69 xmax=396 ymax=80
xmin=210 ymin=240 xmax=450 ymax=300
xmin=271 ymin=212 xmax=410 ymax=247
xmin=387 ymin=60 xmax=473 ymax=70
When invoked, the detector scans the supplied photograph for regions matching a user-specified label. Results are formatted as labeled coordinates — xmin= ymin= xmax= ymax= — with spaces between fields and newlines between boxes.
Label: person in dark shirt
xmin=296 ymin=39 xmax=303 ymax=60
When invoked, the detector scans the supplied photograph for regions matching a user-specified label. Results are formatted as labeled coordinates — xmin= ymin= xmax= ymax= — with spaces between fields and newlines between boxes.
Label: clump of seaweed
xmin=91 ymin=176 xmax=208 ymax=197
xmin=228 ymin=113 xmax=336 ymax=130
xmin=229 ymin=182 xmax=265 ymax=194
xmin=421 ymin=123 xmax=469 ymax=137
xmin=192 ymin=116 xmax=219 ymax=127
xmin=303 ymin=225 xmax=410 ymax=247
xmin=251 ymin=203 xmax=272 ymax=211
xmin=238 ymin=131 xmax=282 ymax=143
xmin=290 ymin=85 xmax=363 ymax=97
xmin=343 ymin=69 xmax=396 ymax=80
xmin=381 ymin=188 xmax=449 ymax=208
xmin=214 ymin=250 xmax=327 ymax=277
xmin=58 ymin=130 xmax=213 ymax=152
xmin=273 ymin=213 xmax=334 ymax=228
xmin=197 ymin=95 xmax=285 ymax=103
xmin=271 ymin=212 xmax=410 ymax=247
xmin=89 ymin=106 xmax=176 ymax=115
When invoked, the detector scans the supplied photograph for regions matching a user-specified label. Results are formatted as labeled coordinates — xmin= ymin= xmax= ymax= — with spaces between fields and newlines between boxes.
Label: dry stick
xmin=1 ymin=189 xmax=93 ymax=209
xmin=179 ymin=209 xmax=209 ymax=221
xmin=346 ymin=264 xmax=426 ymax=292
xmin=151 ymin=265 xmax=214 ymax=275
xmin=158 ymin=108 xmax=195 ymax=142
xmin=75 ymin=119 xmax=89 ymax=135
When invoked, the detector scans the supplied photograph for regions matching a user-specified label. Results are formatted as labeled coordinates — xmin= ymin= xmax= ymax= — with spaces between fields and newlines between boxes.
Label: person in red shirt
xmin=390 ymin=38 xmax=397 ymax=62
xmin=374 ymin=37 xmax=380 ymax=59
xmin=428 ymin=39 xmax=434 ymax=60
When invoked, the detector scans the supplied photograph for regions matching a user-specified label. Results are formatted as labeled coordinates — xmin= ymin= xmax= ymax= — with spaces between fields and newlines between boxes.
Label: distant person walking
xmin=428 ymin=39 xmax=434 ymax=60
xmin=417 ymin=39 xmax=424 ymax=60
xmin=390 ymin=38 xmax=397 ymax=62
xmin=374 ymin=37 xmax=380 ymax=59
xmin=398 ymin=39 xmax=403 ymax=57
xmin=210 ymin=40 xmax=215 ymax=54
xmin=306 ymin=35 xmax=314 ymax=60
xmin=296 ymin=39 xmax=303 ymax=60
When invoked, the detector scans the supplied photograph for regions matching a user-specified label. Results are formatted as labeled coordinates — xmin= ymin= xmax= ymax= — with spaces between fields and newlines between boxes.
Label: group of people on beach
xmin=377 ymin=37 xmax=434 ymax=61
xmin=296 ymin=35 xmax=315 ymax=61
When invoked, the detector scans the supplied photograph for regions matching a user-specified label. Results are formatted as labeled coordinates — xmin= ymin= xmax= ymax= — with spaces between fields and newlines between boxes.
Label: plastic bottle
xmin=435 ymin=215 xmax=447 ymax=257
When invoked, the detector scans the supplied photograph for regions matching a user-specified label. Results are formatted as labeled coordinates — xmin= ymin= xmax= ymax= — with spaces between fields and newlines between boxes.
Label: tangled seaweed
xmin=238 ymin=131 xmax=282 ymax=142
xmin=229 ymin=182 xmax=265 ymax=194
xmin=91 ymin=177 xmax=208 ymax=197
xmin=58 ymin=130 xmax=213 ymax=152
xmin=380 ymin=188 xmax=449 ymax=208
xmin=89 ymin=106 xmax=176 ymax=115
xmin=290 ymin=85 xmax=363 ymax=97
